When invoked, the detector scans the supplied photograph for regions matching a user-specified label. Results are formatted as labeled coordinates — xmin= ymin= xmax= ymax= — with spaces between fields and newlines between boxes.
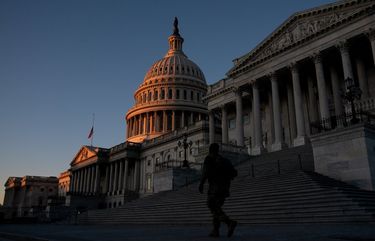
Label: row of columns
xmin=136 ymin=88 xmax=203 ymax=105
xmin=210 ymin=35 xmax=373 ymax=152
xmin=70 ymin=165 xmax=100 ymax=194
xmin=105 ymin=159 xmax=142 ymax=194
xmin=106 ymin=159 xmax=129 ymax=194
xmin=127 ymin=111 xmax=203 ymax=138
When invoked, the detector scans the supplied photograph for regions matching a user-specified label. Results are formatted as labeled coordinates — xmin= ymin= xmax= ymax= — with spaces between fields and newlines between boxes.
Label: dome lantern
xmin=166 ymin=17 xmax=185 ymax=57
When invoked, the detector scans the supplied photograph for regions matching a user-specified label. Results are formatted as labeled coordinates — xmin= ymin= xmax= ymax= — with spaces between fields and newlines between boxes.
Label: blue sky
xmin=0 ymin=0 xmax=336 ymax=204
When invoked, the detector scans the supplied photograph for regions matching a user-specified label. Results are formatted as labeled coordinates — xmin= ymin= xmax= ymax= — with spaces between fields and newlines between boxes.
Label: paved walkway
xmin=0 ymin=223 xmax=375 ymax=241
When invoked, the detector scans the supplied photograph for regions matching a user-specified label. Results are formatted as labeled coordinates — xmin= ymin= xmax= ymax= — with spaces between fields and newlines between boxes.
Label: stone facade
xmin=58 ymin=170 xmax=70 ymax=197
xmin=311 ymin=124 xmax=375 ymax=190
xmin=64 ymin=19 xmax=210 ymax=209
xmin=3 ymin=176 xmax=58 ymax=218
xmin=8 ymin=0 xmax=375 ymax=213
xmin=205 ymin=0 xmax=375 ymax=189
xmin=207 ymin=0 xmax=375 ymax=152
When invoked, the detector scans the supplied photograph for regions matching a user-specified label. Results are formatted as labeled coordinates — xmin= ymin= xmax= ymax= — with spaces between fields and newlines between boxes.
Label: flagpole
xmin=91 ymin=113 xmax=95 ymax=147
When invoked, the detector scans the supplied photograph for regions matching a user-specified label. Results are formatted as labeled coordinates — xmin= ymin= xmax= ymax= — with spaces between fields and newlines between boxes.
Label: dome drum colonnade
xmin=126 ymin=18 xmax=208 ymax=143
xmin=206 ymin=1 xmax=375 ymax=154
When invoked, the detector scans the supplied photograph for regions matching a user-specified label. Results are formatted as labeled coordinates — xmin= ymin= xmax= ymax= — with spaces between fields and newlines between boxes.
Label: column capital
xmin=336 ymin=40 xmax=350 ymax=54
xmin=288 ymin=61 xmax=300 ymax=73
xmin=219 ymin=104 xmax=227 ymax=111
xmin=267 ymin=71 xmax=278 ymax=82
xmin=252 ymin=81 xmax=259 ymax=90
xmin=311 ymin=52 xmax=324 ymax=64
xmin=232 ymin=87 xmax=242 ymax=96
xmin=366 ymin=28 xmax=375 ymax=41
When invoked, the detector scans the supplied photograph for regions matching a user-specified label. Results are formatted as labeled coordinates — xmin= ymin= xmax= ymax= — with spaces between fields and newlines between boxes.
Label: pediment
xmin=70 ymin=146 xmax=98 ymax=166
xmin=228 ymin=0 xmax=375 ymax=76
xmin=5 ymin=177 xmax=21 ymax=188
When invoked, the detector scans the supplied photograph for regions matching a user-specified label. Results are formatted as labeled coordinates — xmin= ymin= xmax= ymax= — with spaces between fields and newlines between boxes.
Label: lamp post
xmin=343 ymin=77 xmax=362 ymax=124
xmin=178 ymin=134 xmax=192 ymax=168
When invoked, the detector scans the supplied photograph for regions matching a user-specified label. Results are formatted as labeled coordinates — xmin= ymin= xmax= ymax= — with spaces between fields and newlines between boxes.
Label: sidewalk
xmin=0 ymin=223 xmax=375 ymax=241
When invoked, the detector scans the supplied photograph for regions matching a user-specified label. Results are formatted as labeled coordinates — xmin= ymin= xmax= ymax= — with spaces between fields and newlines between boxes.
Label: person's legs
xmin=207 ymin=195 xmax=222 ymax=237
xmin=214 ymin=197 xmax=237 ymax=237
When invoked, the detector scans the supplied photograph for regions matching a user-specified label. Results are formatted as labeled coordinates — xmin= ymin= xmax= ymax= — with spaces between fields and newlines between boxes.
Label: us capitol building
xmin=4 ymin=0 xmax=375 ymax=215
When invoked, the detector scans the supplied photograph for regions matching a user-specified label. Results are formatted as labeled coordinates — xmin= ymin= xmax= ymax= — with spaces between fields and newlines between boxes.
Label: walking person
xmin=199 ymin=143 xmax=238 ymax=237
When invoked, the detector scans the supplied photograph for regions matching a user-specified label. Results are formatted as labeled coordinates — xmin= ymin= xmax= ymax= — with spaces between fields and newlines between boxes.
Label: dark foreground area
xmin=0 ymin=223 xmax=375 ymax=241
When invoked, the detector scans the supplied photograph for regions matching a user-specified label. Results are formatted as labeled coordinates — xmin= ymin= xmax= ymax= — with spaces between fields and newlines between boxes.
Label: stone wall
xmin=311 ymin=124 xmax=375 ymax=190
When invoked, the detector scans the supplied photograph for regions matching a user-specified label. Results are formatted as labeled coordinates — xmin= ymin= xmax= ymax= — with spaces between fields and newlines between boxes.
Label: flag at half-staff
xmin=88 ymin=113 xmax=95 ymax=146
xmin=88 ymin=126 xmax=94 ymax=139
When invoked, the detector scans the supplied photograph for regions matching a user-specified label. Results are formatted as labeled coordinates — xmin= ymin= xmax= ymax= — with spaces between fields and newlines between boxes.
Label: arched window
xmin=168 ymin=89 xmax=172 ymax=99
xmin=191 ymin=91 xmax=194 ymax=101
xmin=176 ymin=89 xmax=180 ymax=99
xmin=148 ymin=92 xmax=151 ymax=101
xmin=154 ymin=90 xmax=158 ymax=100
xmin=161 ymin=89 xmax=165 ymax=99
xmin=183 ymin=90 xmax=187 ymax=100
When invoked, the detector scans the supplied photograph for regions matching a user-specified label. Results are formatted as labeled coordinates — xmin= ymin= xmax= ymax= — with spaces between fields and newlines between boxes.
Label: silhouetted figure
xmin=199 ymin=143 xmax=238 ymax=237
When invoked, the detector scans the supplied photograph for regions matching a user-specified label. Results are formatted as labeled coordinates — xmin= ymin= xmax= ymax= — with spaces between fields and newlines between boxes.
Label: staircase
xmin=78 ymin=159 xmax=375 ymax=224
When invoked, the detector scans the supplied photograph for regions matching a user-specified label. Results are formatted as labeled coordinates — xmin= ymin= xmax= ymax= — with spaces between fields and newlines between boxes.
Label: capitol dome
xmin=126 ymin=18 xmax=208 ymax=143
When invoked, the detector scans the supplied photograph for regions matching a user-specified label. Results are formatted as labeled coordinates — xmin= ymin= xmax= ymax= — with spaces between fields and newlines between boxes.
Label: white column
xmin=338 ymin=41 xmax=354 ymax=82
xmin=76 ymin=172 xmax=80 ymax=193
xmin=163 ymin=110 xmax=167 ymax=132
xmin=134 ymin=161 xmax=139 ymax=191
xmin=123 ymin=160 xmax=128 ymax=192
xmin=356 ymin=58 xmax=369 ymax=99
xmin=252 ymin=82 xmax=263 ymax=154
xmin=307 ymin=76 xmax=318 ymax=123
xmin=287 ymin=81 xmax=296 ymax=144
xmin=181 ymin=111 xmax=185 ymax=128
xmin=235 ymin=89 xmax=244 ymax=146
xmin=130 ymin=117 xmax=134 ymax=136
xmin=172 ymin=110 xmax=176 ymax=130
xmin=104 ymin=166 xmax=109 ymax=193
xmin=367 ymin=29 xmax=375 ymax=65
xmin=91 ymin=166 xmax=96 ymax=193
xmin=90 ymin=167 xmax=94 ymax=193
xmin=94 ymin=165 xmax=99 ymax=194
xmin=83 ymin=168 xmax=88 ymax=194
xmin=270 ymin=73 xmax=283 ymax=151
xmin=154 ymin=111 xmax=158 ymax=132
xmin=78 ymin=170 xmax=83 ymax=193
xmin=290 ymin=62 xmax=306 ymax=146
xmin=89 ymin=166 xmax=94 ymax=193
xmin=313 ymin=53 xmax=330 ymax=121
xmin=71 ymin=172 xmax=76 ymax=193
xmin=113 ymin=162 xmax=119 ymax=194
xmin=69 ymin=173 xmax=75 ymax=193
xmin=330 ymin=66 xmax=344 ymax=117
xmin=118 ymin=160 xmax=123 ymax=191
xmin=109 ymin=163 xmax=113 ymax=193
xmin=137 ymin=115 xmax=141 ymax=134
xmin=146 ymin=112 xmax=150 ymax=134
xmin=221 ymin=105 xmax=228 ymax=144
xmin=209 ymin=110 xmax=215 ymax=144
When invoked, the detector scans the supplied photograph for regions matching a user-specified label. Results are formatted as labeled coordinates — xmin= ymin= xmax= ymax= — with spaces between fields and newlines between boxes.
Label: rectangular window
xmin=147 ymin=175 xmax=152 ymax=191
xmin=229 ymin=118 xmax=236 ymax=129
xmin=243 ymin=114 xmax=250 ymax=125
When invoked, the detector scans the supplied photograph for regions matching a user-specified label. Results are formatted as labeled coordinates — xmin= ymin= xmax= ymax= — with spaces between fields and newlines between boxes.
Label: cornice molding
xmin=228 ymin=0 xmax=375 ymax=78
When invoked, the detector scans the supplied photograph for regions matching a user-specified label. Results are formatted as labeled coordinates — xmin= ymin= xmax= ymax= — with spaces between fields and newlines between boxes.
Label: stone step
xmin=80 ymin=170 xmax=375 ymax=224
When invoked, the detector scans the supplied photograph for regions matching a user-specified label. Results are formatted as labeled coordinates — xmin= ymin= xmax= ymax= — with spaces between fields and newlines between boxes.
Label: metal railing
xmin=310 ymin=111 xmax=375 ymax=135
xmin=154 ymin=159 xmax=186 ymax=172
xmin=247 ymin=154 xmax=305 ymax=178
